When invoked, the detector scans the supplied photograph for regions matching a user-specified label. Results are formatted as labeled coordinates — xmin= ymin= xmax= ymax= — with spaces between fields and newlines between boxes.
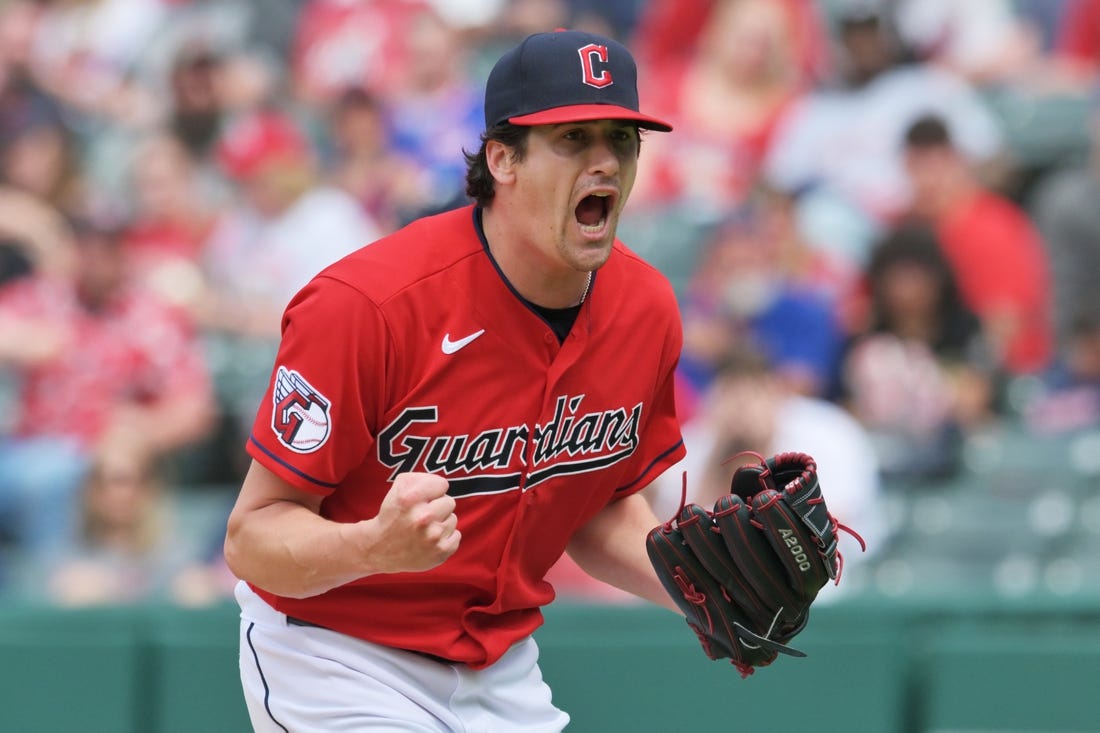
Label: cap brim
xmin=509 ymin=103 xmax=673 ymax=132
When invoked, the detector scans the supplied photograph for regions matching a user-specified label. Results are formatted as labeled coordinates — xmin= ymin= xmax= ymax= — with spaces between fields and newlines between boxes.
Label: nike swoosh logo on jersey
xmin=441 ymin=329 xmax=485 ymax=354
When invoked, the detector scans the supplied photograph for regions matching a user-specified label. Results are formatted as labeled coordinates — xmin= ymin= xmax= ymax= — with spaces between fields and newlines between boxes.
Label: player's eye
xmin=610 ymin=127 xmax=639 ymax=151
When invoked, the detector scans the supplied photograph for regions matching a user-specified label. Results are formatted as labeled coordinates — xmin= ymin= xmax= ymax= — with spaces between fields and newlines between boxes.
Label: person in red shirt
xmin=632 ymin=0 xmax=831 ymax=84
xmin=0 ymin=216 xmax=215 ymax=570
xmin=902 ymin=113 xmax=1053 ymax=374
xmin=223 ymin=30 xmax=686 ymax=731
xmin=631 ymin=0 xmax=825 ymax=213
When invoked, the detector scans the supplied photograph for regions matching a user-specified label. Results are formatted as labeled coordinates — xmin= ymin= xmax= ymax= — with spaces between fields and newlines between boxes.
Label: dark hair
xmin=1069 ymin=310 xmax=1100 ymax=339
xmin=866 ymin=222 xmax=980 ymax=356
xmin=334 ymin=86 xmax=381 ymax=115
xmin=712 ymin=343 xmax=774 ymax=381
xmin=0 ymin=237 xmax=34 ymax=287
xmin=463 ymin=122 xmax=531 ymax=207
xmin=904 ymin=114 xmax=953 ymax=149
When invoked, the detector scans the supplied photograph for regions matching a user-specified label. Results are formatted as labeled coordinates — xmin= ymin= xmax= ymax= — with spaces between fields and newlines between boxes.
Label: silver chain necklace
xmin=578 ymin=272 xmax=593 ymax=305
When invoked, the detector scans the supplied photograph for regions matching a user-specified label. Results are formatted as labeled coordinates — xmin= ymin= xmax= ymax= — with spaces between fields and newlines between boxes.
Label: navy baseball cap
xmin=484 ymin=29 xmax=672 ymax=132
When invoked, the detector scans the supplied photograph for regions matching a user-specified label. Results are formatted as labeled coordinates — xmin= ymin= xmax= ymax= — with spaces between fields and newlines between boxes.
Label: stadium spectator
xmin=0 ymin=109 xmax=85 ymax=217
xmin=158 ymin=32 xmax=278 ymax=167
xmin=42 ymin=439 xmax=226 ymax=607
xmin=119 ymin=132 xmax=220 ymax=306
xmin=165 ymin=41 xmax=232 ymax=162
xmin=754 ymin=182 xmax=863 ymax=327
xmin=202 ymin=108 xmax=379 ymax=337
xmin=762 ymin=1 xmax=1005 ymax=262
xmin=0 ymin=215 xmax=216 ymax=579
xmin=1026 ymin=92 xmax=1100 ymax=433
xmin=198 ymin=108 xmax=379 ymax=467
xmin=902 ymin=113 xmax=1053 ymax=375
xmin=867 ymin=0 xmax=1093 ymax=192
xmin=633 ymin=0 xmax=832 ymax=84
xmin=383 ymin=7 xmax=485 ymax=220
xmin=889 ymin=0 xmax=1045 ymax=86
xmin=321 ymin=87 xmax=424 ymax=235
xmin=631 ymin=0 xmax=811 ymax=217
xmin=677 ymin=203 xmax=845 ymax=411
xmin=1030 ymin=89 xmax=1100 ymax=351
xmin=840 ymin=223 xmax=998 ymax=480
xmin=16 ymin=0 xmax=166 ymax=127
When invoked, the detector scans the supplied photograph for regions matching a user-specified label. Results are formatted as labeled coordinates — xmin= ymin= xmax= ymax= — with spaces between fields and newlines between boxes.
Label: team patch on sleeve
xmin=271 ymin=365 xmax=332 ymax=453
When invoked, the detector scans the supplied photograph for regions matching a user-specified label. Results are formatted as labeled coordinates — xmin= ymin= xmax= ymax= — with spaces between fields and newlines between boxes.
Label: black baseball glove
xmin=646 ymin=451 xmax=863 ymax=678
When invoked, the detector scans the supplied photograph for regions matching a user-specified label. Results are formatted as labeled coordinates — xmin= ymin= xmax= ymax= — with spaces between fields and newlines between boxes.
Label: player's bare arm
xmin=224 ymin=460 xmax=460 ymax=598
xmin=565 ymin=492 xmax=680 ymax=613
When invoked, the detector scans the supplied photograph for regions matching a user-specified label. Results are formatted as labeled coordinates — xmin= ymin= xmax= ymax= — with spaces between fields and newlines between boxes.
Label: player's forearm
xmin=225 ymin=463 xmax=460 ymax=598
xmin=566 ymin=493 xmax=681 ymax=613
xmin=224 ymin=500 xmax=379 ymax=599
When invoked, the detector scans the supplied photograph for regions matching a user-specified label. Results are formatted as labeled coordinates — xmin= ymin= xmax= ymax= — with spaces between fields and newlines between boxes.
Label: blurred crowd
xmin=0 ymin=0 xmax=1098 ymax=607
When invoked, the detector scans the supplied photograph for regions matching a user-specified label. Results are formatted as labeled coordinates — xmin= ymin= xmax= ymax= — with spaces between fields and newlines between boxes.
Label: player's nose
xmin=585 ymin=134 xmax=621 ymax=177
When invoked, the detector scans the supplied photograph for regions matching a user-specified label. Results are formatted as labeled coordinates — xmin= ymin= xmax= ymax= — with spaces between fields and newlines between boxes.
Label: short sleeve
xmin=246 ymin=276 xmax=388 ymax=494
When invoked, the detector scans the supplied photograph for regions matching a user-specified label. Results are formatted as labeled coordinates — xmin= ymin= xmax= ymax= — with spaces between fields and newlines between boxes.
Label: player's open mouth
xmin=575 ymin=192 xmax=613 ymax=236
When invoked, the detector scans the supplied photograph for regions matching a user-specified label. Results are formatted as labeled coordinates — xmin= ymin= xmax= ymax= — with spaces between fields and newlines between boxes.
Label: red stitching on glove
xmin=673 ymin=568 xmax=712 ymax=633
xmin=756 ymin=493 xmax=781 ymax=510
xmin=687 ymin=623 xmax=716 ymax=659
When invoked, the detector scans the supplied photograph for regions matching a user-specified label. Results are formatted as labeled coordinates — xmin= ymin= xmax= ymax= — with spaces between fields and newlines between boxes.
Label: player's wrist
xmin=341 ymin=517 xmax=389 ymax=578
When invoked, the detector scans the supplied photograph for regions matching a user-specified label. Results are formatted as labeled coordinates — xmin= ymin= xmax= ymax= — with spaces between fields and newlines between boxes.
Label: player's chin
xmin=572 ymin=231 xmax=616 ymax=265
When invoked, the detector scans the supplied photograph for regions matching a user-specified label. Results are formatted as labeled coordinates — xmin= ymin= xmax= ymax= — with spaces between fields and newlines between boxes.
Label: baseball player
xmin=224 ymin=29 xmax=683 ymax=731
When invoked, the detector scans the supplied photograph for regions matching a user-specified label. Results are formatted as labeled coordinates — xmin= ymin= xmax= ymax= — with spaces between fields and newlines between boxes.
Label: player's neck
xmin=480 ymin=206 xmax=593 ymax=309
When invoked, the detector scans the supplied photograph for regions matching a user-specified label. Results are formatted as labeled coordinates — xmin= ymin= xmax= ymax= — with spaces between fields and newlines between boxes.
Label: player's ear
xmin=485 ymin=139 xmax=518 ymax=185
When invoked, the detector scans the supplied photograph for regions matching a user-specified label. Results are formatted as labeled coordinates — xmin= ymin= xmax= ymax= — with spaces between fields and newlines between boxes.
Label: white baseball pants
xmin=235 ymin=581 xmax=570 ymax=732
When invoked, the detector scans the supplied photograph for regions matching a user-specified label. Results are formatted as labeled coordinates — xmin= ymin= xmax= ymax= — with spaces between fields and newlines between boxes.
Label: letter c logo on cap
xmin=578 ymin=43 xmax=613 ymax=88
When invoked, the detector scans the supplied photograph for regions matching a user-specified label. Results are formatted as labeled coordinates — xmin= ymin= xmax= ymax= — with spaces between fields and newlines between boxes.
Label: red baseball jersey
xmin=0 ymin=275 xmax=211 ymax=446
xmin=246 ymin=205 xmax=685 ymax=668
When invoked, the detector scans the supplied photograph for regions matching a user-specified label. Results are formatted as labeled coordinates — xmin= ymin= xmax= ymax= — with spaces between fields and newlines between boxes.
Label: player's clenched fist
xmin=361 ymin=472 xmax=461 ymax=574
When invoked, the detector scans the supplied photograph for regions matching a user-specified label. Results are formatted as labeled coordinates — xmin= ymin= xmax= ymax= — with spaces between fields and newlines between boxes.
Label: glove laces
xmin=672 ymin=566 xmax=713 ymax=634
xmin=807 ymin=495 xmax=868 ymax=585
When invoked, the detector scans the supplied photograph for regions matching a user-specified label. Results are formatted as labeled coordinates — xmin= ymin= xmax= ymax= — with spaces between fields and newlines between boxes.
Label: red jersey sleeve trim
xmin=614 ymin=438 xmax=685 ymax=496
xmin=248 ymin=434 xmax=340 ymax=490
